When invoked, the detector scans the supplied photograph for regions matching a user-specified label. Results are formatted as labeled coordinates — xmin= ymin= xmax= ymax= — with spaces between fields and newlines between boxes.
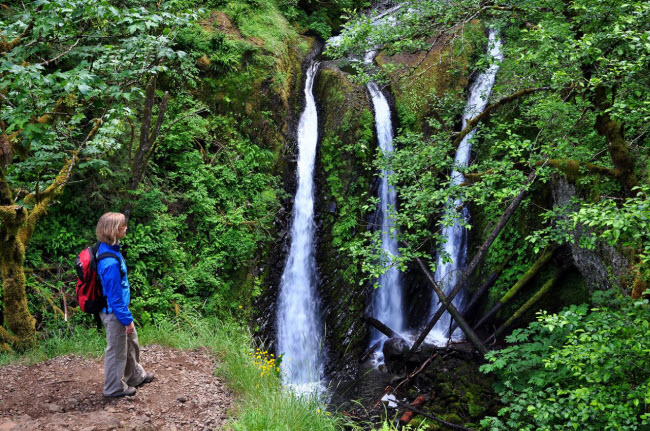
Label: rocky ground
xmin=0 ymin=345 xmax=233 ymax=431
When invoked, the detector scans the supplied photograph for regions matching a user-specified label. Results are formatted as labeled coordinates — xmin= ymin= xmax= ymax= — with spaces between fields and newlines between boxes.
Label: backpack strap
xmin=93 ymin=311 xmax=103 ymax=331
xmin=97 ymin=252 xmax=126 ymax=277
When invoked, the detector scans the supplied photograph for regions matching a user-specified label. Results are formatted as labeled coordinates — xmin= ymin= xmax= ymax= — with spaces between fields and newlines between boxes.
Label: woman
xmin=96 ymin=212 xmax=154 ymax=397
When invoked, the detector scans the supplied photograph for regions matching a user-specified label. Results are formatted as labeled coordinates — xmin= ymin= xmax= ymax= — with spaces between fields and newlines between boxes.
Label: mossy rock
xmin=376 ymin=20 xmax=486 ymax=134
xmin=312 ymin=65 xmax=376 ymax=373
xmin=415 ymin=354 xmax=498 ymax=427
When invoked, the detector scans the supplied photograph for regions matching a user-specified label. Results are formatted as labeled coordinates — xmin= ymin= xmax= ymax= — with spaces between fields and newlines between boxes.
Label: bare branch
xmin=39 ymin=38 xmax=81 ymax=67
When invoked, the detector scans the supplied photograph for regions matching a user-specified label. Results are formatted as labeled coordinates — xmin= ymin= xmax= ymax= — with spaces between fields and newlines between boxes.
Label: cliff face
xmin=551 ymin=178 xmax=630 ymax=292
xmin=197 ymin=9 xmax=319 ymax=344
xmin=252 ymin=20 xmax=634 ymax=378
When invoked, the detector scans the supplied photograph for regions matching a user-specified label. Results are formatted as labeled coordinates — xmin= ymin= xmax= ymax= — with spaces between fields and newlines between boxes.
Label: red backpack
xmin=75 ymin=243 xmax=117 ymax=314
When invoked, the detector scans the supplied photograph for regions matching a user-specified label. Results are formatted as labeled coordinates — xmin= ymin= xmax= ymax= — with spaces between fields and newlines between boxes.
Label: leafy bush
xmin=480 ymin=291 xmax=650 ymax=430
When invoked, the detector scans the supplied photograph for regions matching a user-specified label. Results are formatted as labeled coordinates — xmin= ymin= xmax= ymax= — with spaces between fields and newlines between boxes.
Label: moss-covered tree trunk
xmin=0 ymin=156 xmax=77 ymax=351
xmin=593 ymin=87 xmax=639 ymax=196
xmin=0 ymin=209 xmax=36 ymax=350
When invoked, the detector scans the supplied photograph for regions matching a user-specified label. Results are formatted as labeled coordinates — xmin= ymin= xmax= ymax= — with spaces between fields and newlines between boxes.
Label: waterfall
xmin=367 ymin=81 xmax=405 ymax=352
xmin=276 ymin=61 xmax=324 ymax=390
xmin=426 ymin=30 xmax=504 ymax=344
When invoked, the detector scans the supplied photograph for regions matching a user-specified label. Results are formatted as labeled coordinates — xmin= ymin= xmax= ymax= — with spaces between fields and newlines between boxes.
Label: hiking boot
xmin=106 ymin=386 xmax=136 ymax=398
xmin=136 ymin=373 xmax=155 ymax=387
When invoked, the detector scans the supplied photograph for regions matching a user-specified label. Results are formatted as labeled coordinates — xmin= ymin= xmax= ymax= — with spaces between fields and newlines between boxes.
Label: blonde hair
xmin=96 ymin=212 xmax=127 ymax=245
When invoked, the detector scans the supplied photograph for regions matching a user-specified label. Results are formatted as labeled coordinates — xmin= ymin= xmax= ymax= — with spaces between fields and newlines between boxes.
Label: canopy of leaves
xmin=0 ymin=0 xmax=194 ymax=193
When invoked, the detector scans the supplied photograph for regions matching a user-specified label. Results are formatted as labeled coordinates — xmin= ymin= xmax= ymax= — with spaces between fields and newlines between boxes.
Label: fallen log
xmin=364 ymin=315 xmax=398 ymax=338
xmin=473 ymin=245 xmax=556 ymax=331
xmin=408 ymin=169 xmax=539 ymax=357
xmin=484 ymin=267 xmax=566 ymax=343
xmin=449 ymin=253 xmax=514 ymax=334
xmin=393 ymin=400 xmax=476 ymax=431
xmin=359 ymin=340 xmax=381 ymax=363
xmin=399 ymin=394 xmax=429 ymax=425
xmin=414 ymin=257 xmax=488 ymax=355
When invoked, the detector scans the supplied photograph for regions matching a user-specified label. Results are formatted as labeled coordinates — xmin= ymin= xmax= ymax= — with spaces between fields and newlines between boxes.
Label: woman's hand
xmin=125 ymin=322 xmax=135 ymax=335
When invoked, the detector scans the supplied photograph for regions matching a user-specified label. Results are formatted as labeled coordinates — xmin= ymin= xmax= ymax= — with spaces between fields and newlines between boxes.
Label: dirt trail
xmin=0 ymin=345 xmax=233 ymax=430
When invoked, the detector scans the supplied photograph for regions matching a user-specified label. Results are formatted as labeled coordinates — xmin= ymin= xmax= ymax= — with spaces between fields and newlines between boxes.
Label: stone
xmin=383 ymin=337 xmax=410 ymax=372
xmin=47 ymin=403 xmax=64 ymax=413
xmin=0 ymin=420 xmax=17 ymax=431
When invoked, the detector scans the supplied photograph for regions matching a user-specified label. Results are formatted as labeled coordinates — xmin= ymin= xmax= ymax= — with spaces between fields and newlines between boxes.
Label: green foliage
xmin=526 ymin=185 xmax=650 ymax=282
xmin=480 ymin=291 xmax=650 ymax=430
xmin=570 ymin=187 xmax=650 ymax=264
xmin=12 ymin=0 xmax=304 ymax=328
xmin=1 ymin=1 xmax=195 ymax=192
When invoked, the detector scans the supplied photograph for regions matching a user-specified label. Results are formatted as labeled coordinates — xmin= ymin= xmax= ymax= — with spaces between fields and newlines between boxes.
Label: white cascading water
xmin=367 ymin=81 xmax=405 ymax=354
xmin=426 ymin=30 xmax=504 ymax=344
xmin=276 ymin=62 xmax=324 ymax=391
xmin=326 ymin=8 xmax=405 ymax=363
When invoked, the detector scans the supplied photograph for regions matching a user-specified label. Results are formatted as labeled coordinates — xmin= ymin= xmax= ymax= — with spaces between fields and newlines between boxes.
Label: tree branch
xmin=39 ymin=38 xmax=81 ymax=67
xmin=537 ymin=159 xmax=620 ymax=179
xmin=0 ymin=326 xmax=18 ymax=353
xmin=20 ymin=152 xmax=78 ymax=244
xmin=452 ymin=87 xmax=554 ymax=151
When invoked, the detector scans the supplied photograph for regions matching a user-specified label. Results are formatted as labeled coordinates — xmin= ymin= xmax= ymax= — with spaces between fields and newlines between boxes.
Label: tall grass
xmin=0 ymin=313 xmax=349 ymax=430
xmin=0 ymin=325 xmax=105 ymax=366
xmin=140 ymin=314 xmax=347 ymax=430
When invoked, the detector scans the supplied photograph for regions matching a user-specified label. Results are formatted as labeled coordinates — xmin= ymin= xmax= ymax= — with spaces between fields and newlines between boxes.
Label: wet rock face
xmin=552 ymin=178 xmax=630 ymax=291
xmin=252 ymin=39 xmax=319 ymax=350
xmin=312 ymin=64 xmax=376 ymax=377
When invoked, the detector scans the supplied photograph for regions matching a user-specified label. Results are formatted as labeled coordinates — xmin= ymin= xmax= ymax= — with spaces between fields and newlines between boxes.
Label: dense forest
xmin=1 ymin=0 xmax=649 ymax=429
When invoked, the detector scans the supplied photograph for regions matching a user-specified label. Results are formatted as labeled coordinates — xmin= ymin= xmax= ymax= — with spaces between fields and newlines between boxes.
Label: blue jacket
xmin=97 ymin=242 xmax=133 ymax=326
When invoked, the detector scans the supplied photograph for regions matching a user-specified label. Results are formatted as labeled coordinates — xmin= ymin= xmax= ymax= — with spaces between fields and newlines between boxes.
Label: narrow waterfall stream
xmin=426 ymin=30 xmax=504 ymax=344
xmin=276 ymin=61 xmax=324 ymax=392
xmin=367 ymin=81 xmax=405 ymax=357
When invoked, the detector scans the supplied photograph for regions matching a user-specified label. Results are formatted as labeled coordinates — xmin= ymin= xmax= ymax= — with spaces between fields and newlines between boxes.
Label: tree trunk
xmin=0 ymin=205 xmax=35 ymax=350
xmin=593 ymin=86 xmax=638 ymax=196
xmin=413 ymin=257 xmax=488 ymax=356
xmin=0 ymin=232 xmax=35 ymax=349
xmin=0 ymin=157 xmax=77 ymax=351
xmin=473 ymin=245 xmax=556 ymax=331
xmin=485 ymin=268 xmax=565 ymax=343
xmin=123 ymin=77 xmax=169 ymax=218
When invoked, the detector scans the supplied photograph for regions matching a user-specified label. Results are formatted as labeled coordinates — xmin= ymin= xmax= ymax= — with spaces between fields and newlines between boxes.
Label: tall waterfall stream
xmin=276 ymin=61 xmax=325 ymax=392
xmin=367 ymin=79 xmax=406 ymax=361
xmin=426 ymin=29 xmax=504 ymax=344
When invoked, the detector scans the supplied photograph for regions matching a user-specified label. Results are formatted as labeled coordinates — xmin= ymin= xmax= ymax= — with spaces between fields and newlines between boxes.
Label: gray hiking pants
xmin=100 ymin=312 xmax=147 ymax=396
